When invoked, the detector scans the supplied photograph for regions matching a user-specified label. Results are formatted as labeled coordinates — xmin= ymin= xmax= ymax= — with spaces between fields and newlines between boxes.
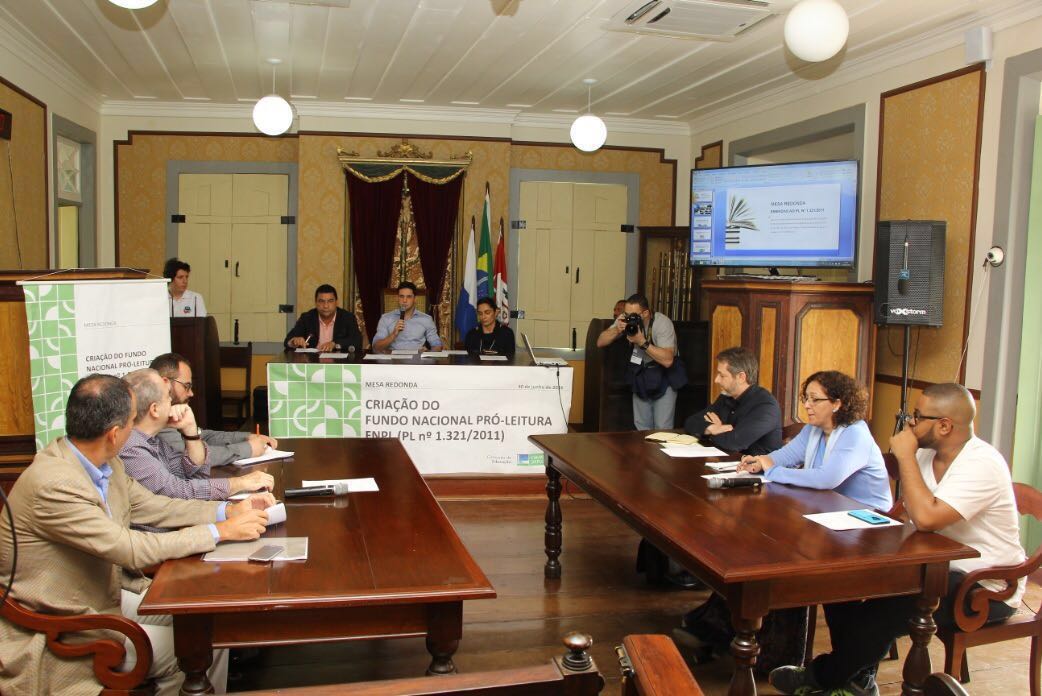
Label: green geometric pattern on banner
xmin=23 ymin=283 xmax=78 ymax=450
xmin=267 ymin=363 xmax=363 ymax=438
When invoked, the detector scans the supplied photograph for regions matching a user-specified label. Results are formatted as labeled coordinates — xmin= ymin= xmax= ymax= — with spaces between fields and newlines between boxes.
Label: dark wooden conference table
xmin=530 ymin=431 xmax=977 ymax=696
xmin=138 ymin=438 xmax=496 ymax=695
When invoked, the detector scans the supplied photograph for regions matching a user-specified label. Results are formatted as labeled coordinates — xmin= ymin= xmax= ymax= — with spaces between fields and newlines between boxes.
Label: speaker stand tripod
xmin=893 ymin=324 xmax=913 ymax=437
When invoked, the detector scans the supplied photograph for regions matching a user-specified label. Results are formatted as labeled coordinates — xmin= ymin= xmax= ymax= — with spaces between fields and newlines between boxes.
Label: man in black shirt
xmin=464 ymin=297 xmax=516 ymax=359
xmin=684 ymin=346 xmax=782 ymax=455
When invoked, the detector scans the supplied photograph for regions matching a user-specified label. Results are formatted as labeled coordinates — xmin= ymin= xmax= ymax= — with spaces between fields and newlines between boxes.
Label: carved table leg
xmin=728 ymin=615 xmax=762 ymax=696
xmin=426 ymin=602 xmax=462 ymax=676
xmin=544 ymin=460 xmax=562 ymax=579
xmin=173 ymin=614 xmax=214 ymax=696
xmin=902 ymin=593 xmax=940 ymax=696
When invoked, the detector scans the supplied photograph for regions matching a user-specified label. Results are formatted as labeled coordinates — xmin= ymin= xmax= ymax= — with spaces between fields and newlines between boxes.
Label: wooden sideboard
xmin=702 ymin=278 xmax=876 ymax=425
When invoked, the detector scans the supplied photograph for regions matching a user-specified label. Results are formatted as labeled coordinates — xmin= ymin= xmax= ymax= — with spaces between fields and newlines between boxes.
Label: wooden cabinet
xmin=702 ymin=279 xmax=876 ymax=425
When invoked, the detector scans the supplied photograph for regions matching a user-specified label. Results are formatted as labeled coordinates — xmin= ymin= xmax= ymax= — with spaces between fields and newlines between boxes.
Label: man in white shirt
xmin=372 ymin=281 xmax=443 ymax=353
xmin=165 ymin=257 xmax=207 ymax=317
xmin=770 ymin=382 xmax=1024 ymax=696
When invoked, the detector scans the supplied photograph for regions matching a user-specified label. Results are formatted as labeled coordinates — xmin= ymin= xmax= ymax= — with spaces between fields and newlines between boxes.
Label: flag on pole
xmin=493 ymin=219 xmax=509 ymax=326
xmin=475 ymin=183 xmax=492 ymax=298
xmin=455 ymin=218 xmax=478 ymax=339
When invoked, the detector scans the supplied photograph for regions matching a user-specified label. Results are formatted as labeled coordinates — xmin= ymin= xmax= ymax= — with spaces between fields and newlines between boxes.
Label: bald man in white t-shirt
xmin=769 ymin=382 xmax=1025 ymax=696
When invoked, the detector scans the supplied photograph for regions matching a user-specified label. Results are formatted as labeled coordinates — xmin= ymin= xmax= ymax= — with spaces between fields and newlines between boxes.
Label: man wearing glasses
xmin=150 ymin=353 xmax=277 ymax=467
xmin=770 ymin=382 xmax=1024 ymax=696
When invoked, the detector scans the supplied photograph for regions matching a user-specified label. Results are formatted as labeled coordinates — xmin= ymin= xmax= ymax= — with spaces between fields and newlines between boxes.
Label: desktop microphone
xmin=707 ymin=477 xmax=763 ymax=490
xmin=897 ymin=235 xmax=910 ymax=295
xmin=284 ymin=482 xmax=351 ymax=497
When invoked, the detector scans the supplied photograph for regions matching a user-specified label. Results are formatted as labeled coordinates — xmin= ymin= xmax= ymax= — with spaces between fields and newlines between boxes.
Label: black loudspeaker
xmin=873 ymin=220 xmax=946 ymax=326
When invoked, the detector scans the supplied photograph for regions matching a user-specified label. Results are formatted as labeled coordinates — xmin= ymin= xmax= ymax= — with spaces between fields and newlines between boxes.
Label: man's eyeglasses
xmin=172 ymin=378 xmax=193 ymax=392
xmin=906 ymin=410 xmax=944 ymax=425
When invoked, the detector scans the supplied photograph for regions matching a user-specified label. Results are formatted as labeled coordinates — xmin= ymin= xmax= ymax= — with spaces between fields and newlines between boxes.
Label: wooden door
xmin=570 ymin=183 xmax=627 ymax=349
xmin=230 ymin=174 xmax=289 ymax=343
xmin=178 ymin=174 xmax=233 ymax=339
xmin=517 ymin=182 xmax=572 ymax=347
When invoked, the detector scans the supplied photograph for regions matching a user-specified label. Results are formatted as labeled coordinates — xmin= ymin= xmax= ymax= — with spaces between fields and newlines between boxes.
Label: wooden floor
xmin=228 ymin=497 xmax=1036 ymax=694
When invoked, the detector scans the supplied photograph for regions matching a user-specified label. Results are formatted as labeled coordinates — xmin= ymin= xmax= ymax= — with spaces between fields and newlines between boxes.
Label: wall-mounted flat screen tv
xmin=689 ymin=160 xmax=859 ymax=268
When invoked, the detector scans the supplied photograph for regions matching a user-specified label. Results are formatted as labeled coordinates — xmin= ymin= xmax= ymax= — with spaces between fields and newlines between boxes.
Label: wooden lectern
xmin=702 ymin=278 xmax=876 ymax=426
xmin=170 ymin=317 xmax=222 ymax=431
xmin=0 ymin=269 xmax=149 ymax=492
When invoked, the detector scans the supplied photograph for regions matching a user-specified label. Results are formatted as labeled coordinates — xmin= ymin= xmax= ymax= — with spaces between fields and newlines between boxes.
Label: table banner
xmin=20 ymin=279 xmax=171 ymax=449
xmin=267 ymin=362 xmax=572 ymax=474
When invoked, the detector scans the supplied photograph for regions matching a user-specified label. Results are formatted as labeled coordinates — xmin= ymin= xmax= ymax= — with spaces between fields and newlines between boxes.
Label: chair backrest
xmin=923 ymin=672 xmax=970 ymax=696
xmin=219 ymin=342 xmax=252 ymax=391
xmin=1014 ymin=482 xmax=1042 ymax=569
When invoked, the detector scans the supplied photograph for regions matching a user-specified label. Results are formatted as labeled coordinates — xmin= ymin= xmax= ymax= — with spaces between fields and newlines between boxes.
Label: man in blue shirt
xmin=372 ymin=281 xmax=443 ymax=353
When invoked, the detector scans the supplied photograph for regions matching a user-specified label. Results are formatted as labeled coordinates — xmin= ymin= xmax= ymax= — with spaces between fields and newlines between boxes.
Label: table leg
xmin=729 ymin=615 xmax=762 ymax=696
xmin=901 ymin=593 xmax=940 ymax=696
xmin=544 ymin=461 xmax=562 ymax=579
xmin=426 ymin=603 xmax=462 ymax=676
xmin=173 ymin=614 xmax=214 ymax=696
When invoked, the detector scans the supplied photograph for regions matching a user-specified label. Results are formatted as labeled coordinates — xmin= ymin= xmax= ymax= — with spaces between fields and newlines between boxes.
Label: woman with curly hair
xmin=738 ymin=370 xmax=892 ymax=511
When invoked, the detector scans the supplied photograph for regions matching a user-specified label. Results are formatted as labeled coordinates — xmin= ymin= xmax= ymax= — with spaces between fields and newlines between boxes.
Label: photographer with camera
xmin=596 ymin=293 xmax=685 ymax=430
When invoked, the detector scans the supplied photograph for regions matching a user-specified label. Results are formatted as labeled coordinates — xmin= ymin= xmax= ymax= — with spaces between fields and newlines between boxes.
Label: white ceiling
xmin=0 ymin=0 xmax=1036 ymax=124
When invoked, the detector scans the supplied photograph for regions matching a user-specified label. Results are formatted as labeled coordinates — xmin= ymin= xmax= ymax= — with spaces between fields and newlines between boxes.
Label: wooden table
xmin=138 ymin=438 xmax=496 ymax=695
xmin=530 ymin=431 xmax=977 ymax=696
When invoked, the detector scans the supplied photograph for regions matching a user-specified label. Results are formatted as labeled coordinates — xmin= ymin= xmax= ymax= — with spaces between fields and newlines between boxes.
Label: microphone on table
xmin=284 ymin=482 xmax=351 ymax=497
xmin=707 ymin=477 xmax=763 ymax=490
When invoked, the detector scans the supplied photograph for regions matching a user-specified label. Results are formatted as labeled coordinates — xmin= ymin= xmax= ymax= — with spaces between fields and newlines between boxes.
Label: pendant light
xmin=784 ymin=0 xmax=850 ymax=63
xmin=107 ymin=0 xmax=159 ymax=8
xmin=570 ymin=78 xmax=607 ymax=153
xmin=252 ymin=59 xmax=294 ymax=136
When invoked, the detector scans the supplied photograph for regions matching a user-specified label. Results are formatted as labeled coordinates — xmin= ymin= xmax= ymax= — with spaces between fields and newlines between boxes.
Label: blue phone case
xmin=848 ymin=509 xmax=890 ymax=525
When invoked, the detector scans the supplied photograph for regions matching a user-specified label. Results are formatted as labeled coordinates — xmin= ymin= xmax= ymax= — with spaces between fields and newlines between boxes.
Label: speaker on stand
xmin=873 ymin=220 xmax=946 ymax=436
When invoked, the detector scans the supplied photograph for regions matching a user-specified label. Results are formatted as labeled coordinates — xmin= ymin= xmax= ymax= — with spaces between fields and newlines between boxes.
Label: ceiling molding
xmin=0 ymin=9 xmax=102 ymax=112
xmin=513 ymin=112 xmax=690 ymax=137
xmin=688 ymin=0 xmax=1042 ymax=135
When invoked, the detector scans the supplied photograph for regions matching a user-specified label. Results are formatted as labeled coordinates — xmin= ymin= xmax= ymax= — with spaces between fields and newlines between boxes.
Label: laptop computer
xmin=521 ymin=332 xmax=568 ymax=367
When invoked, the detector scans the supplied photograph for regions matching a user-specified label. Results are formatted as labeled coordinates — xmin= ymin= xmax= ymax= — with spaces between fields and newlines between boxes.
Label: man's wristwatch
xmin=182 ymin=430 xmax=202 ymax=441
xmin=640 ymin=340 xmax=650 ymax=350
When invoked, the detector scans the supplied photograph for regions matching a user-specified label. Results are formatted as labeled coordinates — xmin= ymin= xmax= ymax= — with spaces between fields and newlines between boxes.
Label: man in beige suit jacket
xmin=0 ymin=374 xmax=273 ymax=696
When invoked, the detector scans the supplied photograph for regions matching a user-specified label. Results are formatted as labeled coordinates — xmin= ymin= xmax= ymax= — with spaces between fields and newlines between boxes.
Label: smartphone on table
xmin=248 ymin=544 xmax=283 ymax=562
xmin=847 ymin=510 xmax=891 ymax=525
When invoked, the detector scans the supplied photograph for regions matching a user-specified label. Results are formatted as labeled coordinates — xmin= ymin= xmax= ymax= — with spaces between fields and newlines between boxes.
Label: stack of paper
xmin=645 ymin=432 xmax=699 ymax=445
xmin=232 ymin=447 xmax=294 ymax=466
xmin=701 ymin=471 xmax=766 ymax=483
xmin=301 ymin=477 xmax=379 ymax=492
xmin=203 ymin=537 xmax=309 ymax=562
xmin=364 ymin=353 xmax=394 ymax=361
xmin=705 ymin=461 xmax=741 ymax=472
xmin=660 ymin=444 xmax=728 ymax=458
xmin=294 ymin=348 xmax=319 ymax=353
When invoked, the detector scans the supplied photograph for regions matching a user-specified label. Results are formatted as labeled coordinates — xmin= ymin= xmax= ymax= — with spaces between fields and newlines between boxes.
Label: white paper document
xmin=392 ymin=348 xmax=419 ymax=355
xmin=294 ymin=348 xmax=319 ymax=353
xmin=302 ymin=477 xmax=379 ymax=492
xmin=364 ymin=353 xmax=394 ymax=361
xmin=705 ymin=461 xmax=741 ymax=472
xmin=203 ymin=537 xmax=309 ymax=562
xmin=320 ymin=352 xmax=351 ymax=359
xmin=804 ymin=510 xmax=904 ymax=531
xmin=701 ymin=471 xmax=766 ymax=483
xmin=420 ymin=351 xmax=448 ymax=358
xmin=232 ymin=447 xmax=295 ymax=466
xmin=265 ymin=502 xmax=286 ymax=526
xmin=442 ymin=350 xmax=468 ymax=355
xmin=479 ymin=355 xmax=508 ymax=361
xmin=661 ymin=444 xmax=729 ymax=458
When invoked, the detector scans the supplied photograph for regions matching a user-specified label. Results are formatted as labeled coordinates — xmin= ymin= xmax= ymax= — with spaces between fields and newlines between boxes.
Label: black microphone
xmin=897 ymin=235 xmax=910 ymax=295
xmin=399 ymin=310 xmax=406 ymax=321
xmin=707 ymin=477 xmax=763 ymax=490
xmin=284 ymin=482 xmax=351 ymax=497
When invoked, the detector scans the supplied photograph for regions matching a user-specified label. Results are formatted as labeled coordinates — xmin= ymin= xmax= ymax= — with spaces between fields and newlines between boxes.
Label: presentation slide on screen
xmin=718 ymin=183 xmax=841 ymax=250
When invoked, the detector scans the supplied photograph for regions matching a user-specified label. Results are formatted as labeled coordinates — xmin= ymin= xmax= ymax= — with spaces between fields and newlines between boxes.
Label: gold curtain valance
xmin=337 ymin=141 xmax=472 ymax=185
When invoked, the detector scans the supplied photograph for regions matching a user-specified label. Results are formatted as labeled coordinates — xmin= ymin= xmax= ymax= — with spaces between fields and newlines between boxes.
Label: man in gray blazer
xmin=0 ymin=374 xmax=273 ymax=696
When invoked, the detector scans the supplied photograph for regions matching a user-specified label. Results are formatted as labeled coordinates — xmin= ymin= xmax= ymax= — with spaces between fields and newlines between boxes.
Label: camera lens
xmin=624 ymin=313 xmax=641 ymax=335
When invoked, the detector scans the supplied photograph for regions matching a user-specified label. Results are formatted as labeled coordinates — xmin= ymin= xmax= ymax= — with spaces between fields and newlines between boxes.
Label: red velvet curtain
xmin=347 ymin=173 xmax=404 ymax=340
xmin=409 ymin=174 xmax=463 ymax=328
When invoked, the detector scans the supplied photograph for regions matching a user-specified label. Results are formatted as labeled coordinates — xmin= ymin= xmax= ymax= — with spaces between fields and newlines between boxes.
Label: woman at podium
xmin=165 ymin=257 xmax=207 ymax=317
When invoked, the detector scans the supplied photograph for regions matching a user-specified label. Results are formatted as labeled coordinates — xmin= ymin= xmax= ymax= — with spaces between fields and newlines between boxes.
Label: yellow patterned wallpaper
xmin=115 ymin=132 xmax=676 ymax=327
xmin=876 ymin=66 xmax=983 ymax=384
xmin=0 ymin=79 xmax=47 ymax=269
xmin=115 ymin=134 xmax=298 ymax=273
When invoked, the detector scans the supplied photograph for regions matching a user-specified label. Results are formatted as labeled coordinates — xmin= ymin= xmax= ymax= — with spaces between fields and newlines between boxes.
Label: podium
xmin=702 ymin=278 xmax=876 ymax=426
xmin=170 ymin=317 xmax=222 ymax=431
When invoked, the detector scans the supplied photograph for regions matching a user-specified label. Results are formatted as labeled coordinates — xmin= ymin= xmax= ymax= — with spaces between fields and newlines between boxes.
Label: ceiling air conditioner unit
xmin=607 ymin=0 xmax=774 ymax=41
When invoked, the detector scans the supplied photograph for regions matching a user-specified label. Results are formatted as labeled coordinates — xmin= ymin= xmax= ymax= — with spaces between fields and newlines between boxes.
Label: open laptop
xmin=521 ymin=332 xmax=568 ymax=366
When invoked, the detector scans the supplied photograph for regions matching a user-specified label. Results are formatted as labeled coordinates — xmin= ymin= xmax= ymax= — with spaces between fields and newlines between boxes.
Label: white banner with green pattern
xmin=20 ymin=279 xmax=171 ymax=449
xmin=267 ymin=362 xmax=572 ymax=475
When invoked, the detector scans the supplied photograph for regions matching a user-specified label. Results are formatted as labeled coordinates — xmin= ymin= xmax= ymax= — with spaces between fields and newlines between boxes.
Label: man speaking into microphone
xmin=373 ymin=281 xmax=444 ymax=353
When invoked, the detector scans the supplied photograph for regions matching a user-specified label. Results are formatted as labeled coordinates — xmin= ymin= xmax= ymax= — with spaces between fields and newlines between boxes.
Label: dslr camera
xmin=623 ymin=312 xmax=643 ymax=336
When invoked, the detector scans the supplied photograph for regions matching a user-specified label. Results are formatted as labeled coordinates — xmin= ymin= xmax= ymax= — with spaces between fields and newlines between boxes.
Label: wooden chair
xmin=619 ymin=633 xmax=704 ymax=696
xmin=0 ymin=595 xmax=155 ymax=695
xmin=937 ymin=482 xmax=1042 ymax=695
xmin=924 ymin=672 xmax=970 ymax=696
xmin=383 ymin=288 xmax=427 ymax=314
xmin=219 ymin=341 xmax=252 ymax=430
